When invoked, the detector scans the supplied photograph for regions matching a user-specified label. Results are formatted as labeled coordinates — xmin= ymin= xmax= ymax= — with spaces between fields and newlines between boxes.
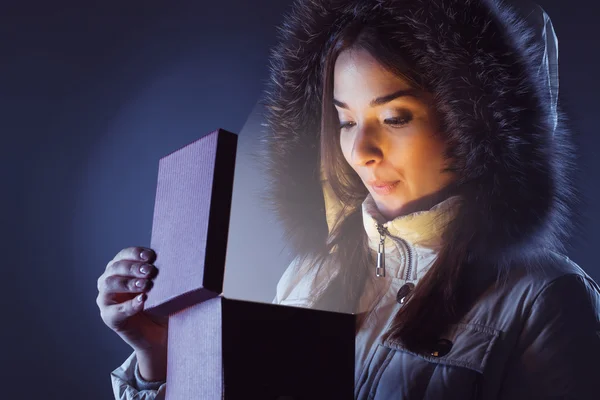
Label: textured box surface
xmin=166 ymin=297 xmax=355 ymax=400
xmin=166 ymin=297 xmax=223 ymax=400
xmin=144 ymin=129 xmax=237 ymax=316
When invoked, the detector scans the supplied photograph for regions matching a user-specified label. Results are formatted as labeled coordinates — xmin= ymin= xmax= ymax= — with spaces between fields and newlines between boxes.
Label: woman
xmin=101 ymin=0 xmax=600 ymax=399
xmin=264 ymin=0 xmax=600 ymax=398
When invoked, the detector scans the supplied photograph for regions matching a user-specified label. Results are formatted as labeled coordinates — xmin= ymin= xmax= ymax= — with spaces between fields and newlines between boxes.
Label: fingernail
xmin=137 ymin=293 xmax=146 ymax=302
xmin=140 ymin=250 xmax=150 ymax=260
xmin=140 ymin=265 xmax=149 ymax=275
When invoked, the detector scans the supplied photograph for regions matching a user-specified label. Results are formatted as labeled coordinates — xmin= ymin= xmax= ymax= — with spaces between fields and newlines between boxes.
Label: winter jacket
xmin=273 ymin=195 xmax=600 ymax=399
xmin=109 ymin=0 xmax=600 ymax=399
xmin=259 ymin=0 xmax=600 ymax=398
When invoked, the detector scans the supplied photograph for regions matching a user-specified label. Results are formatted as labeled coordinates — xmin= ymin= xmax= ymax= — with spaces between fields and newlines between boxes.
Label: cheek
xmin=390 ymin=135 xmax=447 ymax=176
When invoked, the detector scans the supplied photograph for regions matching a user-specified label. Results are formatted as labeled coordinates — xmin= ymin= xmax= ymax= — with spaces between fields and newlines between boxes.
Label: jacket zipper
xmin=376 ymin=223 xmax=387 ymax=277
xmin=375 ymin=223 xmax=414 ymax=280
xmin=400 ymin=235 xmax=414 ymax=281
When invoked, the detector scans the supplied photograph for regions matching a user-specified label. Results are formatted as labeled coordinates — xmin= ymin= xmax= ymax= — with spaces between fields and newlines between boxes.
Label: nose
xmin=350 ymin=125 xmax=383 ymax=167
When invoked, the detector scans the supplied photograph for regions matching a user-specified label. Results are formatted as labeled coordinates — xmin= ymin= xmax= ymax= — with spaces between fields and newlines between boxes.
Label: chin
xmin=371 ymin=194 xmax=408 ymax=218
xmin=377 ymin=190 xmax=436 ymax=218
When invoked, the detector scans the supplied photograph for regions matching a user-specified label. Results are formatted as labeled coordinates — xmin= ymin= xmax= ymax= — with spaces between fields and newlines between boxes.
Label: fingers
xmin=107 ymin=257 xmax=157 ymax=280
xmin=97 ymin=247 xmax=158 ymax=307
xmin=100 ymin=293 xmax=147 ymax=331
xmin=102 ymin=273 xmax=152 ymax=296
xmin=111 ymin=246 xmax=156 ymax=266
xmin=97 ymin=246 xmax=164 ymax=337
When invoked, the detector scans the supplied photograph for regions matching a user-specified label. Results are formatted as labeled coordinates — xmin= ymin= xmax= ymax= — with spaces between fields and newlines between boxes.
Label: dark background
xmin=1 ymin=0 xmax=597 ymax=399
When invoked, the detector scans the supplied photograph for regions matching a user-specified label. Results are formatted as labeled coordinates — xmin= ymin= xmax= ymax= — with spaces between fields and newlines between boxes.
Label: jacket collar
xmin=362 ymin=193 xmax=461 ymax=253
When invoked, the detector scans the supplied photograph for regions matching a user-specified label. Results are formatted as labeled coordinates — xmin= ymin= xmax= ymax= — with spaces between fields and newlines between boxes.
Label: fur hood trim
xmin=259 ymin=0 xmax=576 ymax=265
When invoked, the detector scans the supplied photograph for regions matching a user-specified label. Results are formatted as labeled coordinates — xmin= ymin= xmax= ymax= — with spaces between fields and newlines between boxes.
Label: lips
xmin=368 ymin=179 xmax=400 ymax=196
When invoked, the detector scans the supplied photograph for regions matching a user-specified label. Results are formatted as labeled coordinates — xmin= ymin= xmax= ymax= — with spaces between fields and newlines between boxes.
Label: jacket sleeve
xmin=110 ymin=351 xmax=167 ymax=400
xmin=497 ymin=273 xmax=600 ymax=399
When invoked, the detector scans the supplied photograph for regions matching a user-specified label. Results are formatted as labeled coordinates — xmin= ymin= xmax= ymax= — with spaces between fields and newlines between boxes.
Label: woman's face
xmin=333 ymin=48 xmax=456 ymax=220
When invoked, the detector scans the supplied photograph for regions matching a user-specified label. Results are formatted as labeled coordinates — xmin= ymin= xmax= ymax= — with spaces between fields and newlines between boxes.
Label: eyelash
xmin=338 ymin=117 xmax=412 ymax=131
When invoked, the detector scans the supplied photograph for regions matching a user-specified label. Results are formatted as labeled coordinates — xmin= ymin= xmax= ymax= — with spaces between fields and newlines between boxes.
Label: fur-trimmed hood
xmin=259 ymin=0 xmax=576 ymax=268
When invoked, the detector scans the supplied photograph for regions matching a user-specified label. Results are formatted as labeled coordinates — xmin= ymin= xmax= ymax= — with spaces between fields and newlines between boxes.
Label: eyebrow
xmin=333 ymin=88 xmax=420 ymax=109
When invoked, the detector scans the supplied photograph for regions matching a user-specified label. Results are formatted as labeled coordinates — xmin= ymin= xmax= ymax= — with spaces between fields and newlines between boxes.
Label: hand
xmin=96 ymin=247 xmax=168 ymax=354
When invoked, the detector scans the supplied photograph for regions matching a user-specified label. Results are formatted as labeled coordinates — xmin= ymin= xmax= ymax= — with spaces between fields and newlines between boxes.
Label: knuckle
xmin=105 ymin=275 xmax=123 ymax=293
xmin=116 ymin=302 xmax=130 ymax=317
xmin=130 ymin=262 xmax=141 ymax=276
xmin=108 ymin=259 xmax=123 ymax=273
xmin=100 ymin=275 xmax=112 ymax=292
xmin=98 ymin=276 xmax=109 ymax=293
xmin=118 ymin=276 xmax=130 ymax=292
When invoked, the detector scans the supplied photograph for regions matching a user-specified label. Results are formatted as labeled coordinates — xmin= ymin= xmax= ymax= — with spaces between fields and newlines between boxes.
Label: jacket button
xmin=430 ymin=339 xmax=453 ymax=357
xmin=396 ymin=282 xmax=415 ymax=304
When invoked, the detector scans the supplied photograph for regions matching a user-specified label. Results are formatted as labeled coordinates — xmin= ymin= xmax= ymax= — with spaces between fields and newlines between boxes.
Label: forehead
xmin=333 ymin=48 xmax=412 ymax=97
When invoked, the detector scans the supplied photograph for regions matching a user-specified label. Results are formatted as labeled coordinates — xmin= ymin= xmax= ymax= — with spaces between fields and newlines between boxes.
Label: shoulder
xmin=527 ymin=251 xmax=598 ymax=299
xmin=466 ymin=251 xmax=600 ymax=332
xmin=492 ymin=250 xmax=600 ymax=329
xmin=495 ymin=250 xmax=599 ymax=298
xmin=273 ymin=253 xmax=341 ymax=308
xmin=527 ymin=253 xmax=600 ymax=324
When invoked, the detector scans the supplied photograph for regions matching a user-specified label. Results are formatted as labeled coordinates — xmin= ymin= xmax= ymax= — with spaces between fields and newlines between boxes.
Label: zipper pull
xmin=376 ymin=223 xmax=386 ymax=277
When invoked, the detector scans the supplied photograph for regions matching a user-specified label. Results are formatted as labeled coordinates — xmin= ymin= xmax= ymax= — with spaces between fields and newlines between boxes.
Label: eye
xmin=384 ymin=115 xmax=412 ymax=126
xmin=339 ymin=121 xmax=356 ymax=131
